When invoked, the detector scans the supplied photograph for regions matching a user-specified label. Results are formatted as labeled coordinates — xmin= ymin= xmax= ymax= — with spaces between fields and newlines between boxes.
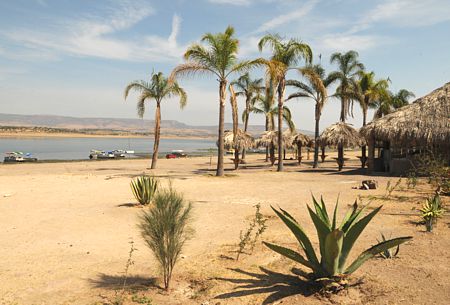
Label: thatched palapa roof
xmin=222 ymin=129 xmax=254 ymax=150
xmin=292 ymin=132 xmax=312 ymax=147
xmin=256 ymin=130 xmax=295 ymax=149
xmin=319 ymin=122 xmax=364 ymax=148
xmin=360 ymin=82 xmax=450 ymax=146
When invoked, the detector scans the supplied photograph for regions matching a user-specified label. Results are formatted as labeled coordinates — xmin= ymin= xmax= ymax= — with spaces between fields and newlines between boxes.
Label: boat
xmin=89 ymin=150 xmax=114 ymax=159
xmin=4 ymin=152 xmax=38 ymax=163
xmin=89 ymin=149 xmax=135 ymax=159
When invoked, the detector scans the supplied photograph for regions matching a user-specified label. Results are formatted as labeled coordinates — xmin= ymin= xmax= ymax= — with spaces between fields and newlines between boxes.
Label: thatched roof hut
xmin=361 ymin=82 xmax=450 ymax=146
xmin=256 ymin=130 xmax=295 ymax=149
xmin=361 ymin=82 xmax=450 ymax=173
xmin=319 ymin=122 xmax=365 ymax=148
xmin=292 ymin=132 xmax=312 ymax=147
xmin=223 ymin=129 xmax=254 ymax=150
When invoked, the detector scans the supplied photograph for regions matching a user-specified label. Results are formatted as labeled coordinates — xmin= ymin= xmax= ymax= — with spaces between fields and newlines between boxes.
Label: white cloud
xmin=0 ymin=2 xmax=186 ymax=63
xmin=315 ymin=33 xmax=384 ymax=52
xmin=254 ymin=0 xmax=319 ymax=33
xmin=354 ymin=0 xmax=450 ymax=31
xmin=208 ymin=0 xmax=251 ymax=5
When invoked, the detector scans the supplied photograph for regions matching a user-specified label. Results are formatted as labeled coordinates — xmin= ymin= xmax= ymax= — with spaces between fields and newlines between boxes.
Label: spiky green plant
xmin=264 ymin=196 xmax=412 ymax=282
xmin=420 ymin=194 xmax=444 ymax=232
xmin=377 ymin=233 xmax=400 ymax=259
xmin=139 ymin=186 xmax=192 ymax=290
xmin=130 ymin=175 xmax=159 ymax=205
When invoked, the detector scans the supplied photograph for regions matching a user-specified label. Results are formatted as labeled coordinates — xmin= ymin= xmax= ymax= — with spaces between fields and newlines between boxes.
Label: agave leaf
xmin=312 ymin=195 xmax=330 ymax=228
xmin=320 ymin=196 xmax=330 ymax=224
xmin=322 ymin=229 xmax=344 ymax=276
xmin=339 ymin=201 xmax=357 ymax=230
xmin=271 ymin=206 xmax=320 ymax=269
xmin=307 ymin=205 xmax=331 ymax=260
xmin=339 ymin=206 xmax=382 ymax=271
xmin=344 ymin=236 xmax=412 ymax=274
xmin=263 ymin=242 xmax=314 ymax=271
xmin=340 ymin=200 xmax=368 ymax=232
xmin=331 ymin=197 xmax=339 ymax=231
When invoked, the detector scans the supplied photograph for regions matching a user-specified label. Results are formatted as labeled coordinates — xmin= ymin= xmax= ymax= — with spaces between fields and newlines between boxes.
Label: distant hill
xmin=0 ymin=113 xmax=313 ymax=137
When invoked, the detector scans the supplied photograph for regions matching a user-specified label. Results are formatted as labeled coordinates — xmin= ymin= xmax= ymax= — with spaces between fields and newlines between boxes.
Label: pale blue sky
xmin=0 ymin=0 xmax=449 ymax=130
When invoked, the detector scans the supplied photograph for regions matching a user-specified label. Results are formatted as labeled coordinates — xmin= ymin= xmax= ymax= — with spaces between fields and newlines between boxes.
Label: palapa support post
xmin=367 ymin=133 xmax=375 ymax=172
xmin=321 ymin=146 xmax=326 ymax=162
xmin=297 ymin=142 xmax=302 ymax=165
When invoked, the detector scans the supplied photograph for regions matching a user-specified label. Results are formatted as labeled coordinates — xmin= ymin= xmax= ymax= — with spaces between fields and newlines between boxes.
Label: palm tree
xmin=328 ymin=50 xmax=364 ymax=167
xmin=230 ymin=73 xmax=263 ymax=160
xmin=170 ymin=26 xmax=260 ymax=176
xmin=371 ymin=89 xmax=415 ymax=119
xmin=392 ymin=89 xmax=415 ymax=109
xmin=286 ymin=64 xmax=332 ymax=168
xmin=328 ymin=50 xmax=365 ymax=122
xmin=352 ymin=71 xmax=389 ymax=167
xmin=125 ymin=72 xmax=186 ymax=169
xmin=250 ymin=91 xmax=295 ymax=164
xmin=258 ymin=34 xmax=312 ymax=171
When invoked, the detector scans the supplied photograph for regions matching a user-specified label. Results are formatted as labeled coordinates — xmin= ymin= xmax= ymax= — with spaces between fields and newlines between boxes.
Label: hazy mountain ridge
xmin=0 ymin=113 xmax=313 ymax=136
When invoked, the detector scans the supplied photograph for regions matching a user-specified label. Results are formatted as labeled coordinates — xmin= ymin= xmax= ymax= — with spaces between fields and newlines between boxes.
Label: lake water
xmin=0 ymin=137 xmax=216 ymax=160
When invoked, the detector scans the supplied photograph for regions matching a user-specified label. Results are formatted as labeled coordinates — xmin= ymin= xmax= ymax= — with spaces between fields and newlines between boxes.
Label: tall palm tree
xmin=170 ymin=26 xmax=260 ymax=176
xmin=328 ymin=50 xmax=364 ymax=167
xmin=125 ymin=72 xmax=187 ymax=169
xmin=258 ymin=34 xmax=312 ymax=171
xmin=353 ymin=71 xmax=389 ymax=167
xmin=230 ymin=73 xmax=263 ymax=160
xmin=328 ymin=50 xmax=365 ymax=122
xmin=392 ymin=89 xmax=415 ymax=109
xmin=371 ymin=88 xmax=415 ymax=119
xmin=286 ymin=64 xmax=332 ymax=168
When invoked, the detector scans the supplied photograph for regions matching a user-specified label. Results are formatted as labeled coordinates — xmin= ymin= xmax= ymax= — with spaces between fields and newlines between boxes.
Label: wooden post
xmin=368 ymin=133 xmax=375 ymax=172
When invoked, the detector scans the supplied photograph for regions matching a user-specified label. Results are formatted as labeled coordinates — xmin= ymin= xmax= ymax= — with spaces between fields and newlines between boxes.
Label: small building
xmin=361 ymin=82 xmax=450 ymax=174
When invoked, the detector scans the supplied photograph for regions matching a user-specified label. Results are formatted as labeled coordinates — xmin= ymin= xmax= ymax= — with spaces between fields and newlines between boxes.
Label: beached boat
xmin=89 ymin=149 xmax=135 ymax=159
xmin=4 ymin=152 xmax=38 ymax=163
xmin=89 ymin=150 xmax=114 ymax=159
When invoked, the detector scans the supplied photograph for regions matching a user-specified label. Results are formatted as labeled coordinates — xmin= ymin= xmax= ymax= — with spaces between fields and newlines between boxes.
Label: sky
xmin=0 ymin=0 xmax=449 ymax=131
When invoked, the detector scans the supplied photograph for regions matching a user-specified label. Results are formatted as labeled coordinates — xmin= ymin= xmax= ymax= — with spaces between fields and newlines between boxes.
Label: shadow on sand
xmin=214 ymin=267 xmax=317 ymax=305
xmin=89 ymin=273 xmax=158 ymax=291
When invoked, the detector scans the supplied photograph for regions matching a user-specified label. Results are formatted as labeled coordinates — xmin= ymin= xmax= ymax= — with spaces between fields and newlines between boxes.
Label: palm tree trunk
xmin=361 ymin=107 xmax=367 ymax=168
xmin=216 ymin=80 xmax=227 ymax=177
xmin=234 ymin=149 xmax=239 ymax=170
xmin=242 ymin=96 xmax=251 ymax=161
xmin=277 ymin=79 xmax=285 ymax=172
xmin=338 ymin=144 xmax=344 ymax=171
xmin=265 ymin=116 xmax=269 ymax=162
xmin=270 ymin=143 xmax=275 ymax=166
xmin=313 ymin=105 xmax=320 ymax=168
xmin=151 ymin=101 xmax=161 ymax=169
xmin=297 ymin=143 xmax=302 ymax=165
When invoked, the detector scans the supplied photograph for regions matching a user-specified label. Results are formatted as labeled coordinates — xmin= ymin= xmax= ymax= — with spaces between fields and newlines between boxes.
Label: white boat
xmin=89 ymin=150 xmax=114 ymax=159
xmin=4 ymin=152 xmax=38 ymax=163
xmin=4 ymin=152 xmax=25 ymax=162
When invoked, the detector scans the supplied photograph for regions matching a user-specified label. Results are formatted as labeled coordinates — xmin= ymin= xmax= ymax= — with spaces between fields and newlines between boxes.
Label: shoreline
xmin=0 ymin=132 xmax=215 ymax=140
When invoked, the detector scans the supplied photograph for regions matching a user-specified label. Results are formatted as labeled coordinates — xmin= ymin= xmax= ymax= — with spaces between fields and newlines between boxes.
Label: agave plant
xmin=130 ymin=175 xmax=159 ymax=205
xmin=377 ymin=233 xmax=400 ymax=259
xmin=420 ymin=194 xmax=444 ymax=232
xmin=264 ymin=196 xmax=412 ymax=282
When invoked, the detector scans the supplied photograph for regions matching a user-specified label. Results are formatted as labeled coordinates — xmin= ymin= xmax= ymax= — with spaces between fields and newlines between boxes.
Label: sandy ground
xmin=0 ymin=151 xmax=449 ymax=305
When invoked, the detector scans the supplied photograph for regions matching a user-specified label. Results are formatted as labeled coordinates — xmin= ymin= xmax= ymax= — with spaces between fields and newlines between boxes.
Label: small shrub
xmin=377 ymin=233 xmax=400 ymax=259
xmin=406 ymin=172 xmax=418 ymax=189
xmin=412 ymin=152 xmax=449 ymax=195
xmin=420 ymin=194 xmax=445 ymax=232
xmin=131 ymin=294 xmax=154 ymax=305
xmin=236 ymin=203 xmax=268 ymax=260
xmin=139 ymin=186 xmax=192 ymax=290
xmin=384 ymin=178 xmax=402 ymax=198
xmin=131 ymin=175 xmax=159 ymax=205
xmin=264 ymin=196 xmax=412 ymax=289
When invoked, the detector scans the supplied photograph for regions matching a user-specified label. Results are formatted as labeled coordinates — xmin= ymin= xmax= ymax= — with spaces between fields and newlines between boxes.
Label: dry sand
xmin=0 ymin=152 xmax=448 ymax=305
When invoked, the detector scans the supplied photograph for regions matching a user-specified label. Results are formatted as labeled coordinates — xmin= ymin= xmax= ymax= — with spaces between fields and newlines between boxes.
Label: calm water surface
xmin=0 ymin=137 xmax=216 ymax=160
